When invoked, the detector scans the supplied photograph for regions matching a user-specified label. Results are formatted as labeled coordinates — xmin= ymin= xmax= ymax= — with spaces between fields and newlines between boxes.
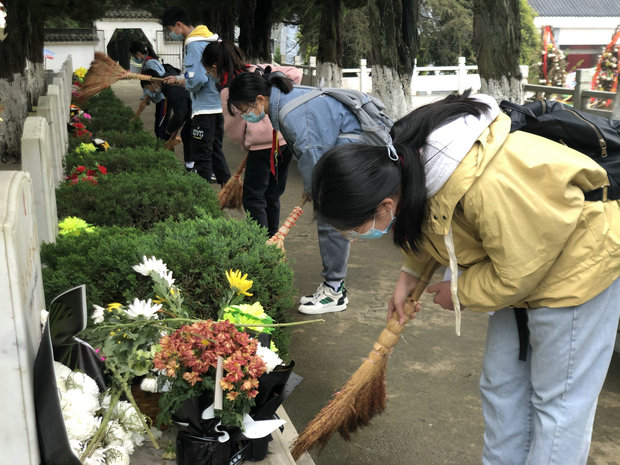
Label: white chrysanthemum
xmin=61 ymin=387 xmax=100 ymax=419
xmin=40 ymin=309 xmax=49 ymax=329
xmin=91 ymin=305 xmax=105 ymax=324
xmin=111 ymin=401 xmax=144 ymax=432
xmin=64 ymin=411 xmax=101 ymax=442
xmin=103 ymin=446 xmax=131 ymax=465
xmin=140 ymin=376 xmax=159 ymax=393
xmin=104 ymin=421 xmax=135 ymax=455
xmin=54 ymin=361 xmax=73 ymax=391
xmin=133 ymin=256 xmax=169 ymax=278
xmin=68 ymin=438 xmax=84 ymax=458
xmin=83 ymin=447 xmax=106 ymax=465
xmin=160 ymin=269 xmax=175 ymax=288
xmin=124 ymin=298 xmax=162 ymax=320
xmin=256 ymin=343 xmax=283 ymax=373
xmin=67 ymin=370 xmax=101 ymax=401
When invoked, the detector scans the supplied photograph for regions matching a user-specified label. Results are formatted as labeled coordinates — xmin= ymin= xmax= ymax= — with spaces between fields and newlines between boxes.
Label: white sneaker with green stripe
xmin=298 ymin=282 xmax=348 ymax=314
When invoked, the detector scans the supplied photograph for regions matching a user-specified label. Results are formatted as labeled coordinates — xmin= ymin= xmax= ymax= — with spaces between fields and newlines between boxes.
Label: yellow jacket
xmin=403 ymin=111 xmax=620 ymax=316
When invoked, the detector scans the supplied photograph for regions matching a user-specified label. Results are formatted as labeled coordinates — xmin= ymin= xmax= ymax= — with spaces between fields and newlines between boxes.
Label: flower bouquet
xmin=66 ymin=163 xmax=107 ymax=185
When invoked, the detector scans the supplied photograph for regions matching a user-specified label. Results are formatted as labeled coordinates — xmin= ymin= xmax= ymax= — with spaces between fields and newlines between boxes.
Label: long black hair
xmin=312 ymin=90 xmax=491 ymax=252
xmin=227 ymin=69 xmax=293 ymax=116
xmin=129 ymin=41 xmax=159 ymax=60
xmin=202 ymin=40 xmax=249 ymax=87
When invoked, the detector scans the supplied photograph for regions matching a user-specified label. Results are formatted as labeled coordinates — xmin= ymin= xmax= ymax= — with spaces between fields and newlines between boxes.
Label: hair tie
xmin=385 ymin=135 xmax=399 ymax=162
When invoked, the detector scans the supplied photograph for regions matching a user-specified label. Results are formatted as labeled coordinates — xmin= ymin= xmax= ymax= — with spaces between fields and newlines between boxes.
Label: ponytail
xmin=202 ymin=40 xmax=249 ymax=87
xmin=227 ymin=69 xmax=293 ymax=116
xmin=313 ymin=90 xmax=491 ymax=253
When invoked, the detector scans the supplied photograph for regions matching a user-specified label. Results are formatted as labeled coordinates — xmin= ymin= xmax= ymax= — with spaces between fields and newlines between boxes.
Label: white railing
xmin=284 ymin=56 xmax=483 ymax=95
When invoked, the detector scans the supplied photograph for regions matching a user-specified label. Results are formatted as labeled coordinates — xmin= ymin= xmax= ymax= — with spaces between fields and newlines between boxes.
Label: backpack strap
xmin=278 ymin=89 xmax=325 ymax=123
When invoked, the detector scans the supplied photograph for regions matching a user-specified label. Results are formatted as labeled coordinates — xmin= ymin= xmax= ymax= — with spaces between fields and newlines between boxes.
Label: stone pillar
xmin=47 ymin=84 xmax=68 ymax=165
xmin=35 ymin=96 xmax=63 ymax=187
xmin=0 ymin=170 xmax=44 ymax=464
xmin=21 ymin=117 xmax=59 ymax=244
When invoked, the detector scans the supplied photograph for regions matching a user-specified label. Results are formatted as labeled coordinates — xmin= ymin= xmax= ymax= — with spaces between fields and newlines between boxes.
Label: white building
xmin=528 ymin=0 xmax=620 ymax=69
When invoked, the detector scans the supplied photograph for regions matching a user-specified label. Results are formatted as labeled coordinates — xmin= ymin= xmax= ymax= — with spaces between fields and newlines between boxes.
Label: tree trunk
xmin=0 ymin=0 xmax=44 ymax=162
xmin=368 ymin=0 xmax=418 ymax=119
xmin=238 ymin=0 xmax=274 ymax=63
xmin=473 ymin=0 xmax=522 ymax=102
xmin=316 ymin=0 xmax=342 ymax=87
xmin=203 ymin=7 xmax=237 ymax=40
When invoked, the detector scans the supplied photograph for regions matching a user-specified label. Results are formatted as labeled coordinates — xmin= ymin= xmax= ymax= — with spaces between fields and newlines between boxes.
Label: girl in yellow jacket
xmin=311 ymin=91 xmax=620 ymax=465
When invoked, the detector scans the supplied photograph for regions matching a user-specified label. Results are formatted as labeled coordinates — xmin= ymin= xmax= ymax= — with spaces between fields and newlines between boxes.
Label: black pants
xmin=180 ymin=115 xmax=193 ymax=165
xmin=242 ymin=145 xmax=293 ymax=237
xmin=154 ymin=100 xmax=169 ymax=140
xmin=191 ymin=113 xmax=230 ymax=183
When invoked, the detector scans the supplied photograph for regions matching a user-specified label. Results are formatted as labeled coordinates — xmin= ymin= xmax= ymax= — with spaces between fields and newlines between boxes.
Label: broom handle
xmin=369 ymin=260 xmax=441 ymax=360
xmin=122 ymin=72 xmax=165 ymax=82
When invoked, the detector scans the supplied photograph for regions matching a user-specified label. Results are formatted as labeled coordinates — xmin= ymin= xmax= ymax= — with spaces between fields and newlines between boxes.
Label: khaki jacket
xmin=403 ymin=112 xmax=620 ymax=313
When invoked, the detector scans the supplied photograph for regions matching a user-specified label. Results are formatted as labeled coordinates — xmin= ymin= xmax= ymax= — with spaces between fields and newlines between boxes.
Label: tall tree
xmin=472 ymin=0 xmax=522 ymax=101
xmin=316 ymin=0 xmax=343 ymax=86
xmin=368 ymin=0 xmax=418 ymax=118
xmin=238 ymin=0 xmax=275 ymax=62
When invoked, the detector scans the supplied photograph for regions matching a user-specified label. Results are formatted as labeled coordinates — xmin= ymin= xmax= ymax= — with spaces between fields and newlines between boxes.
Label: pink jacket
xmin=221 ymin=64 xmax=303 ymax=151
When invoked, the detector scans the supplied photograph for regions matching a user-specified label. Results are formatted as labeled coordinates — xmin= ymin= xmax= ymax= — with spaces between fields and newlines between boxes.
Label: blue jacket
xmin=143 ymin=58 xmax=165 ymax=104
xmin=183 ymin=27 xmax=221 ymax=116
xmin=269 ymin=86 xmax=361 ymax=192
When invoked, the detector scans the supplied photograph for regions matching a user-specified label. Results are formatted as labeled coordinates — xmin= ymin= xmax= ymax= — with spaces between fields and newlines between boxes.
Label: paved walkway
xmin=115 ymin=80 xmax=620 ymax=465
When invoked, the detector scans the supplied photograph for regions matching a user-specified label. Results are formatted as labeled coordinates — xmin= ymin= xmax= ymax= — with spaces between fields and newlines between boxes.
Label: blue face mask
xmin=169 ymin=31 xmax=184 ymax=41
xmin=241 ymin=108 xmax=266 ymax=124
xmin=347 ymin=209 xmax=395 ymax=240
xmin=145 ymin=89 xmax=160 ymax=99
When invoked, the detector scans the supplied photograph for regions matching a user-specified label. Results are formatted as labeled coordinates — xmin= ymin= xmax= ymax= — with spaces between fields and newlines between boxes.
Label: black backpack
xmin=163 ymin=62 xmax=181 ymax=76
xmin=500 ymin=99 xmax=620 ymax=201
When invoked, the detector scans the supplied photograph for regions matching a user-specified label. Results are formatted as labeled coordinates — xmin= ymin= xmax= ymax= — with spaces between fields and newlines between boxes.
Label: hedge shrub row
xmin=56 ymin=170 xmax=221 ymax=229
xmin=41 ymin=215 xmax=295 ymax=355
xmin=83 ymin=89 xmax=143 ymax=133
xmin=64 ymin=146 xmax=183 ymax=177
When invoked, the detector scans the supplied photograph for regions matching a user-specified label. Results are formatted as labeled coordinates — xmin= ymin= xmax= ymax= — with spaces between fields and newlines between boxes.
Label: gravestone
xmin=0 ymin=170 xmax=45 ymax=464
xmin=21 ymin=117 xmax=59 ymax=244
xmin=49 ymin=82 xmax=68 ymax=153
xmin=35 ymin=96 xmax=63 ymax=187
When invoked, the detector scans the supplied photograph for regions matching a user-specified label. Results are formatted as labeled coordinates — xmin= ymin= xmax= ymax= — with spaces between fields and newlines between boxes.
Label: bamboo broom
xmin=290 ymin=259 xmax=441 ymax=460
xmin=131 ymin=95 xmax=151 ymax=122
xmin=75 ymin=52 xmax=164 ymax=104
xmin=266 ymin=195 xmax=309 ymax=254
xmin=218 ymin=154 xmax=248 ymax=210
xmin=163 ymin=129 xmax=182 ymax=151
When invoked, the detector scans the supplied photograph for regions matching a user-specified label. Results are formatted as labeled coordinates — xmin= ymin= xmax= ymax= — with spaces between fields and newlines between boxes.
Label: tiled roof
xmin=528 ymin=0 xmax=620 ymax=17
xmin=44 ymin=28 xmax=98 ymax=43
xmin=99 ymin=5 xmax=156 ymax=20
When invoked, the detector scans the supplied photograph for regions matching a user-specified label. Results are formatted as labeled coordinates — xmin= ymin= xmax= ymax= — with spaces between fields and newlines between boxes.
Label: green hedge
xmin=56 ymin=170 xmax=221 ymax=229
xmin=95 ymin=129 xmax=161 ymax=149
xmin=64 ymin=146 xmax=183 ymax=177
xmin=83 ymin=89 xmax=143 ymax=133
xmin=41 ymin=215 xmax=296 ymax=355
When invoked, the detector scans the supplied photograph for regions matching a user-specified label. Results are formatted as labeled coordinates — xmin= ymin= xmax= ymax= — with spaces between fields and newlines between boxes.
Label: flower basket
xmin=131 ymin=384 xmax=166 ymax=429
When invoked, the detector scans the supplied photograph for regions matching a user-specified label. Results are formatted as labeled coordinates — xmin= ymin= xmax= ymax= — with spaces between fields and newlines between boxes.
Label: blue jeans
xmin=317 ymin=216 xmax=350 ymax=282
xmin=480 ymin=278 xmax=620 ymax=465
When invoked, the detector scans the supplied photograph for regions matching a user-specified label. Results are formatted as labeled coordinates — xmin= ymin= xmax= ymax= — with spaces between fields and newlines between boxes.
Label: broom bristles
xmin=218 ymin=155 xmax=247 ymax=209
xmin=290 ymin=260 xmax=440 ymax=460
xmin=75 ymin=52 xmax=163 ymax=104
xmin=291 ymin=357 xmax=388 ymax=460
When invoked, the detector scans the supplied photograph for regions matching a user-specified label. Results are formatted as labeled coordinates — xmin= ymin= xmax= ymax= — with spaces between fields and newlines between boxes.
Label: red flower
xmin=97 ymin=164 xmax=108 ymax=175
xmin=75 ymin=165 xmax=87 ymax=173
xmin=86 ymin=169 xmax=95 ymax=176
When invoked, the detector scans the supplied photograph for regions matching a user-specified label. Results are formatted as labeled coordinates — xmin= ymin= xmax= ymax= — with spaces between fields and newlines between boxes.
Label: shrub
xmin=56 ymin=170 xmax=222 ymax=229
xmin=64 ymin=146 xmax=183 ymax=177
xmin=40 ymin=215 xmax=296 ymax=355
xmin=95 ymin=129 xmax=161 ymax=149
xmin=83 ymin=89 xmax=143 ymax=132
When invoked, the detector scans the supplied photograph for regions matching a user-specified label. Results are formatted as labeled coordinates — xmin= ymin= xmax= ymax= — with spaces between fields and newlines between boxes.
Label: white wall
xmin=44 ymin=42 xmax=96 ymax=72
xmin=533 ymin=16 xmax=620 ymax=46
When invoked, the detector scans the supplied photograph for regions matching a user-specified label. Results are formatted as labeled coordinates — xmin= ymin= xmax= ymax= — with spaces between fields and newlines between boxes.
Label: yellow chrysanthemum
xmin=106 ymin=302 xmax=123 ymax=310
xmin=220 ymin=303 xmax=273 ymax=334
xmin=73 ymin=67 xmax=88 ymax=78
xmin=58 ymin=216 xmax=95 ymax=236
xmin=225 ymin=269 xmax=253 ymax=296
